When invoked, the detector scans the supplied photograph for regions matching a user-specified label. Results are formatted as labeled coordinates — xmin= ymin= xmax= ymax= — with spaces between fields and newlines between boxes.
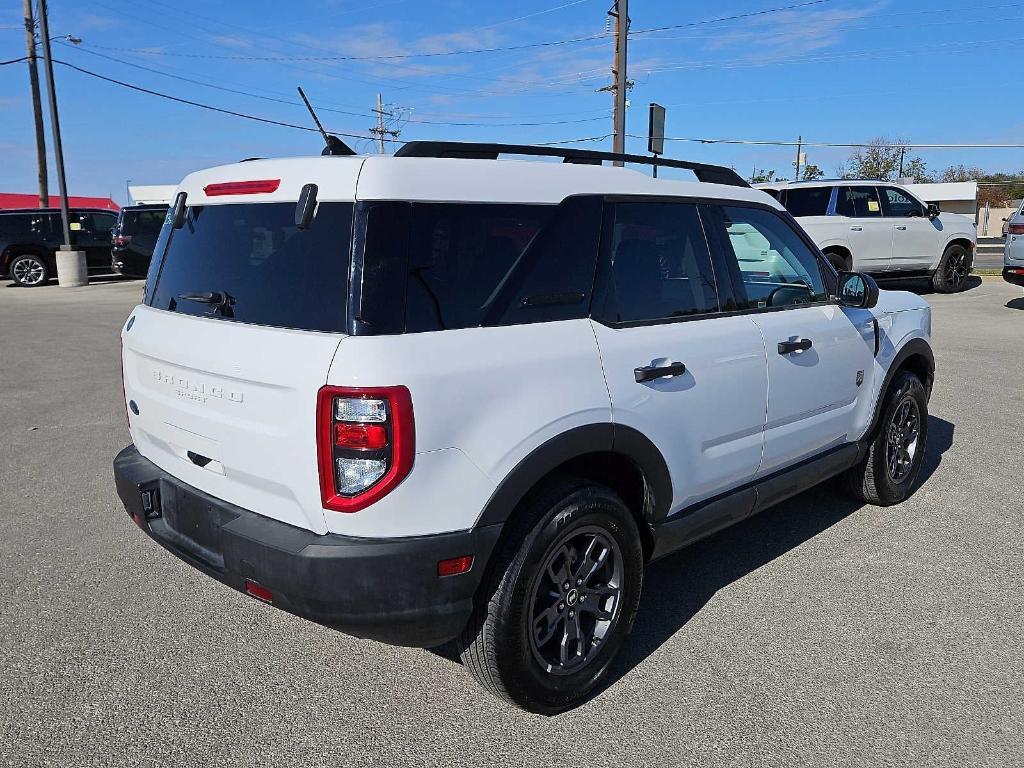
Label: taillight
xmin=1008 ymin=223 xmax=1024 ymax=235
xmin=113 ymin=234 xmax=132 ymax=246
xmin=316 ymin=385 xmax=414 ymax=513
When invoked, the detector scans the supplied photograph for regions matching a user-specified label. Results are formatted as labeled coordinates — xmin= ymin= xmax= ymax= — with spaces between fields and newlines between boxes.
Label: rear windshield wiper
xmin=177 ymin=291 xmax=236 ymax=317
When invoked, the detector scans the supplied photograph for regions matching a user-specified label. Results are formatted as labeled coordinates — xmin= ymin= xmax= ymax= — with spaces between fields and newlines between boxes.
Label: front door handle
xmin=850 ymin=225 xmax=863 ymax=231
xmin=895 ymin=225 xmax=907 ymax=230
xmin=634 ymin=361 xmax=686 ymax=383
xmin=778 ymin=338 xmax=813 ymax=355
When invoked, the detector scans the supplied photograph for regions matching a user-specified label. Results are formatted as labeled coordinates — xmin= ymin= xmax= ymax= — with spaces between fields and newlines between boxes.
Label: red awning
xmin=0 ymin=193 xmax=120 ymax=212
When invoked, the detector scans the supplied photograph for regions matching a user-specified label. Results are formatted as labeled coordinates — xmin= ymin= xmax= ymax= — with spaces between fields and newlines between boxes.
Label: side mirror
xmin=927 ymin=202 xmax=941 ymax=220
xmin=171 ymin=191 xmax=187 ymax=230
xmin=295 ymin=183 xmax=318 ymax=229
xmin=837 ymin=271 xmax=879 ymax=309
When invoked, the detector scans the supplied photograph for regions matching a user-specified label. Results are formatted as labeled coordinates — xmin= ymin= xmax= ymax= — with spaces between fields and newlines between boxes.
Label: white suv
xmin=759 ymin=180 xmax=976 ymax=292
xmin=114 ymin=142 xmax=935 ymax=713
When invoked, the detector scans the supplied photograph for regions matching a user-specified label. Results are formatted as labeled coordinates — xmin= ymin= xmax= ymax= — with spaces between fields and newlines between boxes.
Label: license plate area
xmin=153 ymin=482 xmax=234 ymax=570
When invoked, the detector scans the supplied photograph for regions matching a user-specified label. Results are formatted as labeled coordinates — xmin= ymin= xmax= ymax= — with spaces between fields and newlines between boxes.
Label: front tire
xmin=931 ymin=243 xmax=970 ymax=293
xmin=458 ymin=478 xmax=643 ymax=714
xmin=9 ymin=253 xmax=49 ymax=287
xmin=843 ymin=371 xmax=929 ymax=505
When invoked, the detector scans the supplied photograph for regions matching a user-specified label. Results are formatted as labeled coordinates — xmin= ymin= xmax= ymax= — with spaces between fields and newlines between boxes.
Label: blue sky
xmin=1 ymin=0 xmax=1022 ymax=203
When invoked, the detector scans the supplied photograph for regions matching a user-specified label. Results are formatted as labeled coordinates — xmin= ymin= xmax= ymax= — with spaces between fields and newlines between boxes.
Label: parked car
xmin=1004 ymin=205 xmax=1024 ymax=286
xmin=114 ymin=143 xmax=934 ymax=713
xmin=758 ymin=180 xmax=976 ymax=292
xmin=0 ymin=207 xmax=118 ymax=286
xmin=111 ymin=204 xmax=169 ymax=278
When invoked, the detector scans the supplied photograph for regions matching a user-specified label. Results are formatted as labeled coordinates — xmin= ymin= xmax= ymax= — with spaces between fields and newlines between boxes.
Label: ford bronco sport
xmin=114 ymin=142 xmax=934 ymax=713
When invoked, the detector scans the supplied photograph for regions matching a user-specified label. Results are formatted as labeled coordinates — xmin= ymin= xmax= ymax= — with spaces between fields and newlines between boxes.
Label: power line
xmin=70 ymin=0 xmax=838 ymax=62
xmin=1 ymin=55 xmax=29 ymax=65
xmin=626 ymin=134 xmax=1024 ymax=149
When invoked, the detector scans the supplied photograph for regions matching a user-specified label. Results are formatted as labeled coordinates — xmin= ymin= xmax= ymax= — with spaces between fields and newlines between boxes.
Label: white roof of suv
xmin=178 ymin=148 xmax=782 ymax=209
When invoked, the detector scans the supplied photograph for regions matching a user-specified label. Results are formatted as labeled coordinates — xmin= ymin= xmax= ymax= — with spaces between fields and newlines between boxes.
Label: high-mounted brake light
xmin=203 ymin=179 xmax=281 ymax=196
xmin=316 ymin=385 xmax=414 ymax=513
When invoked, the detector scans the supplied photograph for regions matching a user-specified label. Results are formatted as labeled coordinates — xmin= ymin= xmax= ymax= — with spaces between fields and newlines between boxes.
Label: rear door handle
xmin=778 ymin=338 xmax=813 ymax=355
xmin=634 ymin=361 xmax=686 ymax=383
xmin=850 ymin=225 xmax=863 ymax=231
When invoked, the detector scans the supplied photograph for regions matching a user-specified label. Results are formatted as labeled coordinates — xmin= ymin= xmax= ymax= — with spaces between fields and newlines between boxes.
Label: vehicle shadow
xmin=883 ymin=274 xmax=982 ymax=295
xmin=596 ymin=414 xmax=955 ymax=702
xmin=1007 ymin=297 xmax=1024 ymax=310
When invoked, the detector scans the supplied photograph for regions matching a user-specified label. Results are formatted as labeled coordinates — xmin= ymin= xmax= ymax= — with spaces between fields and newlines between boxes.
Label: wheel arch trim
xmin=866 ymin=337 xmax=934 ymax=440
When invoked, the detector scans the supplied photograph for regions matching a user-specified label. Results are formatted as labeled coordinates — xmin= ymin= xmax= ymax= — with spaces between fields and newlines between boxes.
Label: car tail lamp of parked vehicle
xmin=113 ymin=233 xmax=132 ymax=247
xmin=316 ymin=385 xmax=414 ymax=513
xmin=1008 ymin=223 xmax=1024 ymax=235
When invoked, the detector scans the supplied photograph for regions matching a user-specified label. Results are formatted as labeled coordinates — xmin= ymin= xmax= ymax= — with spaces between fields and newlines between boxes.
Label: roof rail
xmin=394 ymin=141 xmax=749 ymax=188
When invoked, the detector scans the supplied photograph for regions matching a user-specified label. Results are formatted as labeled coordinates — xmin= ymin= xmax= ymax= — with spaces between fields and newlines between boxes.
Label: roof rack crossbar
xmin=394 ymin=141 xmax=749 ymax=188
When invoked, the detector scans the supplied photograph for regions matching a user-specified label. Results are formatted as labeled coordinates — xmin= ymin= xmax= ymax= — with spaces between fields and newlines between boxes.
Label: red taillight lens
xmin=245 ymin=580 xmax=273 ymax=602
xmin=1008 ymin=224 xmax=1024 ymax=235
xmin=316 ymin=385 xmax=415 ymax=513
xmin=334 ymin=422 xmax=388 ymax=450
xmin=113 ymin=234 xmax=132 ymax=246
xmin=203 ymin=179 xmax=281 ymax=196
xmin=437 ymin=555 xmax=474 ymax=577
xmin=1010 ymin=267 xmax=1024 ymax=275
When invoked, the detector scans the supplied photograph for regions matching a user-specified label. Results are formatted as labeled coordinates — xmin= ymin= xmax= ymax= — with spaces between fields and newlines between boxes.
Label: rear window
xmin=779 ymin=186 xmax=831 ymax=217
xmin=147 ymin=202 xmax=353 ymax=333
xmin=120 ymin=207 xmax=168 ymax=236
xmin=352 ymin=198 xmax=602 ymax=334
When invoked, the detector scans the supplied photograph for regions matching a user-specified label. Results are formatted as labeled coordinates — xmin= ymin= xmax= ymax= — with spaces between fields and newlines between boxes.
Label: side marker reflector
xmin=245 ymin=580 xmax=273 ymax=602
xmin=437 ymin=555 xmax=474 ymax=578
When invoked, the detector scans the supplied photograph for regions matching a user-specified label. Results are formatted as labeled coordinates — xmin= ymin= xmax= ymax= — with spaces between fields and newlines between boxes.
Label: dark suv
xmin=0 ymin=207 xmax=119 ymax=286
xmin=111 ymin=204 xmax=169 ymax=278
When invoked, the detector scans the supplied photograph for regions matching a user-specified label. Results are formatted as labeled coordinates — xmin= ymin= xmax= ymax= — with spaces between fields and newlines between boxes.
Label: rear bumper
xmin=113 ymin=445 xmax=501 ymax=647
xmin=1004 ymin=265 xmax=1024 ymax=287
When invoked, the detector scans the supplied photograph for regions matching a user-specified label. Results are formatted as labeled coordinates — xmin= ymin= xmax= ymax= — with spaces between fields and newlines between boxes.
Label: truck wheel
xmin=458 ymin=478 xmax=643 ymax=714
xmin=843 ymin=370 xmax=929 ymax=506
xmin=9 ymin=253 xmax=49 ymax=287
xmin=931 ymin=243 xmax=970 ymax=293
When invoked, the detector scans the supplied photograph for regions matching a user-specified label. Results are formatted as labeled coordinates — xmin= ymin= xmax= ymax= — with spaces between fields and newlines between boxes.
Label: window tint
xmin=597 ymin=202 xmax=719 ymax=323
xmin=836 ymin=186 xmax=882 ymax=218
xmin=121 ymin=208 xmax=169 ymax=236
xmin=780 ymin=186 xmax=831 ymax=217
xmin=355 ymin=199 xmax=601 ymax=334
xmin=720 ymin=205 xmax=827 ymax=308
xmin=880 ymin=186 xmax=923 ymax=217
xmin=148 ymin=202 xmax=353 ymax=332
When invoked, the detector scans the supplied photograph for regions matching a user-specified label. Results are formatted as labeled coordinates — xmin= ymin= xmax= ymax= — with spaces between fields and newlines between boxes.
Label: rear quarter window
xmin=779 ymin=186 xmax=831 ymax=217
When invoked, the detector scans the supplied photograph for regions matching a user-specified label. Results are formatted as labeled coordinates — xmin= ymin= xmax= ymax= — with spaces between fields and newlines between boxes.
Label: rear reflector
xmin=1010 ymin=268 xmax=1024 ymax=275
xmin=245 ymin=580 xmax=273 ymax=602
xmin=437 ymin=555 xmax=474 ymax=577
xmin=1008 ymin=224 xmax=1024 ymax=235
xmin=204 ymin=179 xmax=281 ymax=196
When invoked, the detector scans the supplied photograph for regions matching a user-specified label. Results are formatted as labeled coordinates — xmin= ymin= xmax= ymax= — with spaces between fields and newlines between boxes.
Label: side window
xmin=719 ymin=205 xmax=828 ymax=309
xmin=356 ymin=198 xmax=602 ymax=334
xmin=779 ymin=186 xmax=831 ymax=217
xmin=836 ymin=186 xmax=882 ymax=218
xmin=597 ymin=202 xmax=719 ymax=324
xmin=880 ymin=187 xmax=923 ymax=218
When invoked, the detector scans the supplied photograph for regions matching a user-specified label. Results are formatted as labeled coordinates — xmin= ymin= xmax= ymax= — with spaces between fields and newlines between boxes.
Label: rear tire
xmin=9 ymin=253 xmax=49 ymax=287
xmin=931 ymin=243 xmax=970 ymax=293
xmin=843 ymin=371 xmax=929 ymax=505
xmin=458 ymin=478 xmax=643 ymax=714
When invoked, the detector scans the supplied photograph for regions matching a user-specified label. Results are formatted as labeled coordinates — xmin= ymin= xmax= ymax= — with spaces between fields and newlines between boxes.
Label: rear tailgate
xmin=123 ymin=307 xmax=343 ymax=534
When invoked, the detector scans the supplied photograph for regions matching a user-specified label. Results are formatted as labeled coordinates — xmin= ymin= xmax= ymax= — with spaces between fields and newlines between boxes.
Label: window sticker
xmin=70 ymin=221 xmax=82 ymax=231
xmin=867 ymin=200 xmax=880 ymax=213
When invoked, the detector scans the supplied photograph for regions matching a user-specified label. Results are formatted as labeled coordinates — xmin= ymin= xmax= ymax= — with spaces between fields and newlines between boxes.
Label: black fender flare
xmin=865 ymin=337 xmax=935 ymax=440
xmin=474 ymin=423 xmax=672 ymax=528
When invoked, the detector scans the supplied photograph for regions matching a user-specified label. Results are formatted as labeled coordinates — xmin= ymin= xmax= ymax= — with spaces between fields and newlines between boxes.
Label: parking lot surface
xmin=1 ymin=277 xmax=1021 ymax=767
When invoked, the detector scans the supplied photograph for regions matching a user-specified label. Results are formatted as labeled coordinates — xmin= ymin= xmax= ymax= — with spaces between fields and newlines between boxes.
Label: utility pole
xmin=22 ymin=0 xmax=48 ymax=208
xmin=611 ymin=0 xmax=629 ymax=165
xmin=38 ymin=0 xmax=86 ymax=286
xmin=793 ymin=135 xmax=803 ymax=181
xmin=369 ymin=93 xmax=400 ymax=154
xmin=898 ymin=146 xmax=906 ymax=178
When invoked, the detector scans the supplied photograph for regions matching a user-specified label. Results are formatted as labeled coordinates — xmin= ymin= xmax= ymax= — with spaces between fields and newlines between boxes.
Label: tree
xmin=940 ymin=164 xmax=984 ymax=183
xmin=902 ymin=158 xmax=934 ymax=183
xmin=801 ymin=163 xmax=824 ymax=181
xmin=749 ymin=167 xmax=776 ymax=184
xmin=840 ymin=137 xmax=928 ymax=182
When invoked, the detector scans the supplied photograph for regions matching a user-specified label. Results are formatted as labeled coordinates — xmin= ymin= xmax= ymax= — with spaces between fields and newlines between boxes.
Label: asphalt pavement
xmin=1 ymin=275 xmax=1021 ymax=767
